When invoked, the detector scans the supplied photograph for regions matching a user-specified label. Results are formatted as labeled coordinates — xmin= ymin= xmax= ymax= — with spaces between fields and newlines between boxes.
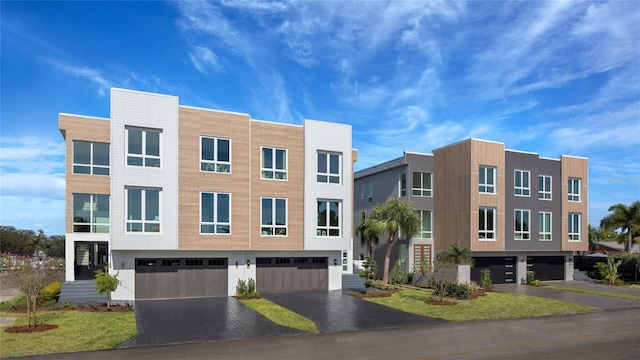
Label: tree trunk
xmin=383 ymin=236 xmax=393 ymax=283
xmin=628 ymin=232 xmax=632 ymax=253
xmin=26 ymin=296 xmax=32 ymax=327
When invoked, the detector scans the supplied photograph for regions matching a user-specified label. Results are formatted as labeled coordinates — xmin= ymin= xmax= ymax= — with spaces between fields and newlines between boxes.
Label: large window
xmin=568 ymin=178 xmax=581 ymax=202
xmin=415 ymin=210 xmax=432 ymax=238
xmin=479 ymin=166 xmax=496 ymax=194
xmin=539 ymin=212 xmax=552 ymax=241
xmin=317 ymin=152 xmax=341 ymax=184
xmin=539 ymin=175 xmax=552 ymax=200
xmin=73 ymin=194 xmax=109 ymax=233
xmin=399 ymin=172 xmax=407 ymax=197
xmin=514 ymin=209 xmax=530 ymax=240
xmin=317 ymin=200 xmax=340 ymax=237
xmin=73 ymin=141 xmax=109 ymax=175
xmin=568 ymin=213 xmax=581 ymax=241
xmin=126 ymin=188 xmax=160 ymax=232
xmin=261 ymin=198 xmax=287 ymax=236
xmin=261 ymin=147 xmax=286 ymax=180
xmin=412 ymin=172 xmax=432 ymax=197
xmin=127 ymin=128 xmax=161 ymax=168
xmin=201 ymin=137 xmax=230 ymax=173
xmin=479 ymin=207 xmax=496 ymax=240
xmin=201 ymin=192 xmax=231 ymax=234
xmin=514 ymin=170 xmax=530 ymax=196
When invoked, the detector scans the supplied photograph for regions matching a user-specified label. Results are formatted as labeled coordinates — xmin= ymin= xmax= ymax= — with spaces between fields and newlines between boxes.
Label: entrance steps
xmin=58 ymin=280 xmax=107 ymax=306
xmin=573 ymin=269 xmax=594 ymax=281
xmin=342 ymin=274 xmax=365 ymax=291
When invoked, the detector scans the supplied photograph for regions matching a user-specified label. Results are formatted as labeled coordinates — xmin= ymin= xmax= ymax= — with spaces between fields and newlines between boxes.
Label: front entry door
xmin=75 ymin=242 xmax=108 ymax=280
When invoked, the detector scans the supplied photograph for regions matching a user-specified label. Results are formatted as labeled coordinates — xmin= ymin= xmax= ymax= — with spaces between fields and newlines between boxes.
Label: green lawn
xmin=239 ymin=298 xmax=318 ymax=334
xmin=627 ymin=284 xmax=640 ymax=289
xmin=365 ymin=287 xmax=597 ymax=321
xmin=544 ymin=285 xmax=640 ymax=301
xmin=0 ymin=310 xmax=136 ymax=358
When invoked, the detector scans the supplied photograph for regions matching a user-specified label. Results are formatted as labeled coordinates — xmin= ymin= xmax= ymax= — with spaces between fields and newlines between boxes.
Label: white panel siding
xmin=110 ymin=88 xmax=179 ymax=250
xmin=303 ymin=120 xmax=353 ymax=251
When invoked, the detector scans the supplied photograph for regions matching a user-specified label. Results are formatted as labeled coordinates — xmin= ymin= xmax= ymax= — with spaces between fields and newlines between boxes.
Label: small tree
xmin=430 ymin=260 xmax=456 ymax=303
xmin=597 ymin=257 xmax=622 ymax=285
xmin=95 ymin=265 xmax=121 ymax=307
xmin=359 ymin=256 xmax=378 ymax=289
xmin=5 ymin=260 xmax=56 ymax=327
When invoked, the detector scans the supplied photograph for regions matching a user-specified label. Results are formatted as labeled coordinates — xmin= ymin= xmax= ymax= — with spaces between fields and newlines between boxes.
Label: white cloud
xmin=188 ymin=46 xmax=222 ymax=74
xmin=47 ymin=60 xmax=111 ymax=96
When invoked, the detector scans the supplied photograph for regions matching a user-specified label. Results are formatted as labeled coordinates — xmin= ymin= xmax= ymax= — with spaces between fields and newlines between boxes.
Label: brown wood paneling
xmin=561 ymin=156 xmax=589 ymax=252
xmin=59 ymin=114 xmax=111 ymax=233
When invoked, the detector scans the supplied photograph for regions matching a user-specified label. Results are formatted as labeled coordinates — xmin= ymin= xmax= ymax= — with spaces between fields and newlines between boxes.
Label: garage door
xmin=471 ymin=257 xmax=516 ymax=284
xmin=135 ymin=258 xmax=228 ymax=300
xmin=256 ymin=257 xmax=328 ymax=293
xmin=527 ymin=256 xmax=564 ymax=281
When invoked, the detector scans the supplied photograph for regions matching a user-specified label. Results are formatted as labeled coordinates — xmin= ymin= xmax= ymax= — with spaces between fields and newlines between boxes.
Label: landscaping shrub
xmin=433 ymin=282 xmax=472 ymax=300
xmin=236 ymin=278 xmax=260 ymax=299
xmin=40 ymin=281 xmax=62 ymax=301
xmin=480 ymin=268 xmax=492 ymax=290
xmin=526 ymin=270 xmax=536 ymax=285
xmin=359 ymin=256 xmax=377 ymax=288
xmin=391 ymin=261 xmax=409 ymax=285
xmin=372 ymin=280 xmax=399 ymax=291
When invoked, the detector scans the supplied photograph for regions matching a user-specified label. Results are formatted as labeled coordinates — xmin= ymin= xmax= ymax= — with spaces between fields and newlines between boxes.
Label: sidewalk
xmin=494 ymin=281 xmax=640 ymax=310
xmin=0 ymin=284 xmax=20 ymax=326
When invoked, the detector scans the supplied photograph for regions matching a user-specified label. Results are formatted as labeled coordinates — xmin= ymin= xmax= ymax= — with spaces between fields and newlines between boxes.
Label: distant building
xmin=354 ymin=139 xmax=589 ymax=284
xmin=60 ymin=88 xmax=355 ymax=302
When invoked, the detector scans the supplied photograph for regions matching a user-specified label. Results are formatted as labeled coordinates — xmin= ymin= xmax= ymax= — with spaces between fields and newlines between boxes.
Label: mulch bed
xmin=1 ymin=304 xmax=133 ymax=313
xmin=5 ymin=324 xmax=59 ymax=333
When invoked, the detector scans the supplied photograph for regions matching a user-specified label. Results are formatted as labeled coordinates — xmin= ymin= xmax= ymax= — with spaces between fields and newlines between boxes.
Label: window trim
xmin=368 ymin=181 xmax=373 ymax=203
xmin=72 ymin=141 xmax=110 ymax=176
xmin=538 ymin=175 xmax=552 ymax=200
xmin=514 ymin=170 xmax=530 ymax=197
xmin=568 ymin=178 xmax=581 ymax=202
xmin=260 ymin=197 xmax=288 ymax=236
xmin=317 ymin=200 xmax=341 ymax=237
xmin=260 ymin=146 xmax=287 ymax=180
xmin=514 ymin=209 xmax=530 ymax=240
xmin=200 ymin=191 xmax=231 ymax=235
xmin=201 ymin=136 xmax=231 ymax=173
xmin=126 ymin=127 xmax=162 ymax=168
xmin=539 ymin=212 xmax=552 ymax=241
xmin=317 ymin=151 xmax=342 ymax=184
xmin=72 ymin=193 xmax=110 ymax=233
xmin=125 ymin=187 xmax=161 ymax=233
xmin=479 ymin=207 xmax=497 ymax=241
xmin=479 ymin=166 xmax=497 ymax=194
xmin=414 ymin=210 xmax=432 ymax=239
xmin=412 ymin=172 xmax=433 ymax=197
xmin=568 ymin=213 xmax=581 ymax=242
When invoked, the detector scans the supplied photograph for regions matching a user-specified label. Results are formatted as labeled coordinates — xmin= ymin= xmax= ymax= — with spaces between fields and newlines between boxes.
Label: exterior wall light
xmin=247 ymin=259 xmax=251 ymax=268
xmin=334 ymin=258 xmax=338 ymax=266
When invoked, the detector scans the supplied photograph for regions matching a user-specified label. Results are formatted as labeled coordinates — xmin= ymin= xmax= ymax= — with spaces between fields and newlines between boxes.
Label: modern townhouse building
xmin=60 ymin=88 xmax=354 ymax=302
xmin=354 ymin=138 xmax=588 ymax=284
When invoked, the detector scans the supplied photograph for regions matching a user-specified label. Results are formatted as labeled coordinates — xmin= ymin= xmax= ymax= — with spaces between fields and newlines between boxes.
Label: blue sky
xmin=1 ymin=1 xmax=639 ymax=236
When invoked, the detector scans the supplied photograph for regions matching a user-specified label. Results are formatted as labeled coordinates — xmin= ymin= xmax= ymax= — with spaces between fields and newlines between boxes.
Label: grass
xmin=627 ymin=284 xmax=640 ymax=289
xmin=544 ymin=285 xmax=640 ymax=301
xmin=239 ymin=298 xmax=318 ymax=334
xmin=0 ymin=310 xmax=136 ymax=358
xmin=366 ymin=287 xmax=597 ymax=321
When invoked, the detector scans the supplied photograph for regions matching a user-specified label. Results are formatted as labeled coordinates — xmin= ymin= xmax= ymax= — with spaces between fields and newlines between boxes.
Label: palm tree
xmin=355 ymin=211 xmax=379 ymax=258
xmin=600 ymin=201 xmax=640 ymax=253
xmin=437 ymin=243 xmax=474 ymax=266
xmin=366 ymin=198 xmax=421 ymax=283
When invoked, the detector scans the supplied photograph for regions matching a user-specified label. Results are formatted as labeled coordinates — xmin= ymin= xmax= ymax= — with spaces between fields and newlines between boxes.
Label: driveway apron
xmin=119 ymin=297 xmax=303 ymax=348
xmin=263 ymin=290 xmax=443 ymax=333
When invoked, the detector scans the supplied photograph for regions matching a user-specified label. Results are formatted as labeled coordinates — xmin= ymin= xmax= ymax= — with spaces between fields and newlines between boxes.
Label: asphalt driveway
xmin=119 ymin=297 xmax=303 ymax=348
xmin=262 ymin=290 xmax=443 ymax=333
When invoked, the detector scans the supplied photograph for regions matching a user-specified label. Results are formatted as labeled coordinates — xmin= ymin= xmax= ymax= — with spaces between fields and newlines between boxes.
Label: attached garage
xmin=135 ymin=258 xmax=228 ymax=300
xmin=256 ymin=257 xmax=328 ymax=293
xmin=527 ymin=256 xmax=565 ymax=281
xmin=471 ymin=257 xmax=516 ymax=284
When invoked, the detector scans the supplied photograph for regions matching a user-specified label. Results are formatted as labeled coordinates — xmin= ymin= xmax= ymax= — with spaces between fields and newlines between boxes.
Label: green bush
xmin=480 ymin=268 xmax=492 ymax=290
xmin=372 ymin=280 xmax=399 ymax=291
xmin=40 ymin=281 xmax=62 ymax=300
xmin=526 ymin=270 xmax=536 ymax=285
xmin=391 ymin=261 xmax=409 ymax=285
xmin=236 ymin=278 xmax=260 ymax=299
xmin=236 ymin=279 xmax=248 ymax=296
xmin=359 ymin=256 xmax=377 ymax=288
xmin=433 ymin=282 xmax=471 ymax=300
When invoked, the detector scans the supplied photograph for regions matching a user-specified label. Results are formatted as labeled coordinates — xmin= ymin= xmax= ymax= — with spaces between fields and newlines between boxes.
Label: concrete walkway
xmin=494 ymin=281 xmax=640 ymax=310
xmin=0 ymin=286 xmax=20 ymax=326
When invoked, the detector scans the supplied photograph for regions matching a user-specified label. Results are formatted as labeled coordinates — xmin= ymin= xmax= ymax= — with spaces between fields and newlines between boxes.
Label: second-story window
xmin=415 ymin=210 xmax=432 ymax=238
xmin=399 ymin=172 xmax=407 ymax=197
xmin=261 ymin=147 xmax=287 ymax=180
xmin=514 ymin=170 xmax=530 ymax=196
xmin=73 ymin=141 xmax=110 ymax=175
xmin=73 ymin=194 xmax=109 ymax=233
xmin=201 ymin=137 xmax=230 ymax=173
xmin=479 ymin=166 xmax=496 ymax=194
xmin=127 ymin=128 xmax=161 ymax=168
xmin=126 ymin=188 xmax=160 ymax=233
xmin=514 ymin=209 xmax=530 ymax=240
xmin=568 ymin=213 xmax=581 ymax=241
xmin=539 ymin=175 xmax=552 ymax=200
xmin=261 ymin=197 xmax=287 ymax=236
xmin=568 ymin=178 xmax=581 ymax=202
xmin=412 ymin=172 xmax=432 ymax=197
xmin=317 ymin=200 xmax=341 ymax=236
xmin=200 ymin=192 xmax=231 ymax=234
xmin=317 ymin=152 xmax=341 ymax=184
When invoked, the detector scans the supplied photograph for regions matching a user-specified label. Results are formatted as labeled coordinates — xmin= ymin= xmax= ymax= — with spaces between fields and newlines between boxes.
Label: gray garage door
xmin=135 ymin=258 xmax=228 ymax=300
xmin=256 ymin=257 xmax=328 ymax=293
